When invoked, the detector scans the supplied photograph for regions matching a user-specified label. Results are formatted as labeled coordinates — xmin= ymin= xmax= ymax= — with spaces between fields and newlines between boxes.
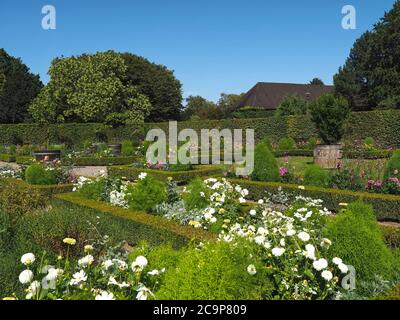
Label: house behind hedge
xmin=235 ymin=82 xmax=334 ymax=111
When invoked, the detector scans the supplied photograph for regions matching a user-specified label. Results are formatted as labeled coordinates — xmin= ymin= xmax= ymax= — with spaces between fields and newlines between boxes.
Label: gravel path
xmin=0 ymin=161 xmax=20 ymax=169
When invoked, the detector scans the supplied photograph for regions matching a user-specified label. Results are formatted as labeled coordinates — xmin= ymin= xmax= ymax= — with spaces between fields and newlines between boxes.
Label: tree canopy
xmin=182 ymin=95 xmax=221 ymax=120
xmin=334 ymin=1 xmax=400 ymax=110
xmin=276 ymin=95 xmax=309 ymax=117
xmin=309 ymin=78 xmax=324 ymax=85
xmin=29 ymin=51 xmax=151 ymax=125
xmin=121 ymin=53 xmax=183 ymax=122
xmin=0 ymin=49 xmax=43 ymax=123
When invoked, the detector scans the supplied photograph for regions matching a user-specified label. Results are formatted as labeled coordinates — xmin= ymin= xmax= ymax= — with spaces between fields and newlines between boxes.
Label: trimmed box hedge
xmin=228 ymin=178 xmax=400 ymax=222
xmin=55 ymin=193 xmax=216 ymax=245
xmin=69 ymin=156 xmax=140 ymax=166
xmin=108 ymin=165 xmax=223 ymax=183
xmin=15 ymin=156 xmax=35 ymax=165
xmin=0 ymin=154 xmax=16 ymax=162
xmin=2 ymin=178 xmax=74 ymax=197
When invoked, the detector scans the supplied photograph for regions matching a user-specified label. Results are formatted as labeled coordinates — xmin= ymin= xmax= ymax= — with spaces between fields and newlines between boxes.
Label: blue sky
xmin=0 ymin=0 xmax=396 ymax=102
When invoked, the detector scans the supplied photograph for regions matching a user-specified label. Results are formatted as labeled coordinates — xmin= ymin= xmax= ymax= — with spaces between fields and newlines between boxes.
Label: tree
xmin=0 ymin=49 xmax=43 ymax=123
xmin=29 ymin=51 xmax=151 ymax=125
xmin=218 ymin=92 xmax=245 ymax=117
xmin=182 ymin=95 xmax=221 ymax=120
xmin=121 ymin=53 xmax=183 ymax=122
xmin=309 ymin=78 xmax=324 ymax=85
xmin=276 ymin=95 xmax=309 ymax=116
xmin=334 ymin=1 xmax=400 ymax=110
xmin=309 ymin=94 xmax=350 ymax=145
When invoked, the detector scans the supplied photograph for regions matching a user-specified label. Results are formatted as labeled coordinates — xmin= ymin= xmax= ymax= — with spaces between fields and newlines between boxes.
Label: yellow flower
xmin=223 ymin=219 xmax=231 ymax=224
xmin=63 ymin=238 xmax=76 ymax=246
xmin=84 ymin=245 xmax=94 ymax=253
xmin=298 ymin=186 xmax=305 ymax=190
xmin=339 ymin=203 xmax=348 ymax=207
xmin=219 ymin=208 xmax=225 ymax=214
xmin=189 ymin=221 xmax=201 ymax=228
xmin=3 ymin=297 xmax=16 ymax=300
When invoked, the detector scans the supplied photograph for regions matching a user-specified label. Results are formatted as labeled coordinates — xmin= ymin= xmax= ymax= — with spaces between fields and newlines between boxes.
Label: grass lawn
xmin=278 ymin=156 xmax=388 ymax=180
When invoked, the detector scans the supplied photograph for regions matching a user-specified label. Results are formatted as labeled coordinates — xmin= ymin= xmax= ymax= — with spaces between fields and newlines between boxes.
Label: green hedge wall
xmin=0 ymin=154 xmax=16 ymax=162
xmin=228 ymin=178 xmax=400 ymax=222
xmin=70 ymin=156 xmax=140 ymax=166
xmin=108 ymin=165 xmax=223 ymax=183
xmin=1 ymin=110 xmax=399 ymax=148
xmin=3 ymin=178 xmax=74 ymax=197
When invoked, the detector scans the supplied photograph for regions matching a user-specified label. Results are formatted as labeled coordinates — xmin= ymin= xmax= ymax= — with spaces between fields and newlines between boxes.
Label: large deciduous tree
xmin=29 ymin=51 xmax=151 ymax=125
xmin=182 ymin=95 xmax=221 ymax=120
xmin=334 ymin=1 xmax=400 ymax=110
xmin=121 ymin=53 xmax=183 ymax=122
xmin=0 ymin=49 xmax=43 ymax=123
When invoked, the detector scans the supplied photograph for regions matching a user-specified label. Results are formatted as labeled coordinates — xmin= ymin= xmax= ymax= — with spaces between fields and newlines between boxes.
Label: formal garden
xmin=1 ymin=1 xmax=400 ymax=301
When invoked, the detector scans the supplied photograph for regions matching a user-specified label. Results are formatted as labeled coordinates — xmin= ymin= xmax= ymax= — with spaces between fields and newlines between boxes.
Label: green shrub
xmin=0 ymin=154 xmax=16 ymax=162
xmin=121 ymin=140 xmax=134 ymax=156
xmin=363 ymin=137 xmax=375 ymax=150
xmin=325 ymin=202 xmax=395 ymax=282
xmin=125 ymin=175 xmax=167 ymax=212
xmin=25 ymin=164 xmax=57 ymax=185
xmin=384 ymin=150 xmax=400 ymax=179
xmin=251 ymin=142 xmax=279 ymax=182
xmin=76 ymin=178 xmax=106 ymax=201
xmin=182 ymin=178 xmax=210 ymax=210
xmin=9 ymin=145 xmax=16 ymax=156
xmin=155 ymin=240 xmax=273 ymax=300
xmin=307 ymin=137 xmax=318 ymax=149
xmin=169 ymin=161 xmax=193 ymax=172
xmin=278 ymin=137 xmax=296 ymax=150
xmin=304 ymin=164 xmax=330 ymax=187
xmin=260 ymin=137 xmax=273 ymax=150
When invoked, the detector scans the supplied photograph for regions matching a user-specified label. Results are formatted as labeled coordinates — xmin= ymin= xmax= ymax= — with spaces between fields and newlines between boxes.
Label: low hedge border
xmin=15 ymin=156 xmax=35 ymax=165
xmin=55 ymin=193 xmax=216 ymax=243
xmin=274 ymin=150 xmax=314 ymax=157
xmin=108 ymin=165 xmax=223 ymax=183
xmin=0 ymin=154 xmax=16 ymax=162
xmin=69 ymin=156 xmax=140 ymax=166
xmin=2 ymin=178 xmax=74 ymax=197
xmin=228 ymin=178 xmax=400 ymax=222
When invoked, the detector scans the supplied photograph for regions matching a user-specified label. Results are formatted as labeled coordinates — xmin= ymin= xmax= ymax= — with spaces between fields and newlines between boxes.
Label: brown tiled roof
xmin=234 ymin=82 xmax=334 ymax=110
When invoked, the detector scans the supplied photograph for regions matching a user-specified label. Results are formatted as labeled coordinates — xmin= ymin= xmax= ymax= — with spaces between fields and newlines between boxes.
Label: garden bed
xmin=56 ymin=193 xmax=216 ymax=244
xmin=228 ymin=178 xmax=400 ymax=222
xmin=108 ymin=165 xmax=223 ymax=183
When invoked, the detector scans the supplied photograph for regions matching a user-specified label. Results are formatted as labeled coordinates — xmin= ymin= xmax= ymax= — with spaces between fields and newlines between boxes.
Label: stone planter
xmin=33 ymin=150 xmax=62 ymax=162
xmin=108 ymin=144 xmax=122 ymax=157
xmin=313 ymin=145 xmax=342 ymax=169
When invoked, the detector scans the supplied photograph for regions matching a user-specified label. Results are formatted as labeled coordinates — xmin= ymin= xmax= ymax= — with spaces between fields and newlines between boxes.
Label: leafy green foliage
xmin=121 ymin=140 xmax=134 ymax=156
xmin=384 ymin=150 xmax=400 ymax=179
xmin=304 ymin=165 xmax=330 ymax=187
xmin=182 ymin=95 xmax=221 ymax=120
xmin=155 ymin=240 xmax=272 ymax=300
xmin=125 ymin=175 xmax=167 ymax=212
xmin=276 ymin=96 xmax=309 ymax=117
xmin=29 ymin=51 xmax=151 ymax=125
xmin=309 ymin=78 xmax=325 ymax=85
xmin=121 ymin=53 xmax=182 ymax=122
xmin=251 ymin=142 xmax=280 ymax=182
xmin=25 ymin=164 xmax=57 ymax=185
xmin=182 ymin=178 xmax=210 ymax=210
xmin=325 ymin=202 xmax=396 ymax=282
xmin=334 ymin=1 xmax=400 ymax=111
xmin=310 ymin=94 xmax=350 ymax=144
xmin=0 ymin=49 xmax=43 ymax=124
xmin=278 ymin=137 xmax=296 ymax=150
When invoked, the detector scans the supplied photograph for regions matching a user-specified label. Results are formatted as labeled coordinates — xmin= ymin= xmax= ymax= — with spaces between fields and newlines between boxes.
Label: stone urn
xmin=108 ymin=144 xmax=122 ymax=157
xmin=313 ymin=145 xmax=342 ymax=169
xmin=33 ymin=150 xmax=62 ymax=162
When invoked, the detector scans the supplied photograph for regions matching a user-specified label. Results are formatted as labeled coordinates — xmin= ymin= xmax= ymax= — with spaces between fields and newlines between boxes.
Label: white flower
xmin=258 ymin=199 xmax=264 ymax=205
xmin=321 ymin=270 xmax=333 ymax=281
xmin=200 ymin=192 xmax=205 ymax=198
xmin=249 ymin=209 xmax=257 ymax=216
xmin=254 ymin=235 xmax=265 ymax=245
xmin=280 ymin=238 xmax=286 ymax=247
xmin=286 ymin=229 xmax=296 ymax=237
xmin=102 ymin=260 xmax=113 ymax=270
xmin=304 ymin=244 xmax=316 ymax=260
xmin=114 ymin=259 xmax=128 ymax=271
xmin=46 ymin=268 xmax=62 ymax=281
xmin=21 ymin=253 xmax=35 ymax=266
xmin=298 ymin=232 xmax=310 ymax=242
xmin=19 ymin=270 xmax=34 ymax=284
xmin=138 ymin=172 xmax=147 ymax=180
xmin=247 ymin=264 xmax=257 ymax=275
xmin=332 ymin=257 xmax=343 ymax=265
xmin=272 ymin=247 xmax=285 ymax=257
xmin=136 ymin=285 xmax=153 ymax=301
xmin=78 ymin=255 xmax=94 ymax=267
xmin=131 ymin=256 xmax=148 ymax=273
xmin=338 ymin=263 xmax=349 ymax=274
xmin=321 ymin=238 xmax=332 ymax=248
xmin=238 ymin=197 xmax=246 ymax=204
xmin=69 ymin=270 xmax=87 ymax=286
xmin=313 ymin=258 xmax=328 ymax=271
xmin=25 ymin=281 xmax=41 ymax=300
xmin=210 ymin=217 xmax=217 ymax=223
xmin=95 ymin=291 xmax=115 ymax=300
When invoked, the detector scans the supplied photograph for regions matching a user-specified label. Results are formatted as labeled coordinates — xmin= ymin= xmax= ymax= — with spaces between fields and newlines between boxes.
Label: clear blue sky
xmin=0 ymin=0 xmax=396 ymax=102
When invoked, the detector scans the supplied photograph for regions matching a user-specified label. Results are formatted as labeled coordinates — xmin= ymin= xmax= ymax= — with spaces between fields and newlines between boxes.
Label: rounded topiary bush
xmin=325 ymin=202 xmax=395 ymax=282
xmin=278 ymin=137 xmax=296 ymax=150
xmin=125 ymin=175 xmax=167 ymax=212
xmin=25 ymin=164 xmax=57 ymax=185
xmin=304 ymin=164 xmax=330 ymax=187
xmin=251 ymin=142 xmax=279 ymax=182
xmin=384 ymin=150 xmax=400 ymax=179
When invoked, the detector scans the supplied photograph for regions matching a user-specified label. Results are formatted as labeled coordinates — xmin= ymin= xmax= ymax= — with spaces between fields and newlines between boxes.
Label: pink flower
xmin=279 ymin=167 xmax=288 ymax=177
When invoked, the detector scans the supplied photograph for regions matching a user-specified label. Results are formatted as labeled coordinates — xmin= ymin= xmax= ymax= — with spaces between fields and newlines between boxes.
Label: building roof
xmin=234 ymin=82 xmax=334 ymax=110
